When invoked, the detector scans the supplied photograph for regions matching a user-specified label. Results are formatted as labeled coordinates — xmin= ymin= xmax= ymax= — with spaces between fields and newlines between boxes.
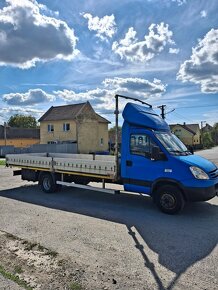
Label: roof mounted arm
xmin=115 ymin=94 xmax=152 ymax=108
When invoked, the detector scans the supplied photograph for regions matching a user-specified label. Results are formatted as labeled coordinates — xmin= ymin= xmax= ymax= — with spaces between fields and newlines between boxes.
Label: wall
xmin=40 ymin=120 xmax=77 ymax=144
xmin=0 ymin=138 xmax=39 ymax=147
xmin=77 ymin=120 xmax=98 ymax=153
xmin=98 ymin=123 xmax=109 ymax=151
xmin=193 ymin=130 xmax=201 ymax=145
xmin=171 ymin=125 xmax=194 ymax=145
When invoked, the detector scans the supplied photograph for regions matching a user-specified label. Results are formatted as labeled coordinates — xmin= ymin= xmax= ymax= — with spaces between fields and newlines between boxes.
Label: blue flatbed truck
xmin=6 ymin=95 xmax=218 ymax=214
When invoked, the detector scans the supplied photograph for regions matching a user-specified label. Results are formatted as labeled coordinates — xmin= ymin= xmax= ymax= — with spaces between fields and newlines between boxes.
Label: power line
xmin=171 ymin=111 xmax=195 ymax=123
xmin=176 ymin=104 xmax=218 ymax=109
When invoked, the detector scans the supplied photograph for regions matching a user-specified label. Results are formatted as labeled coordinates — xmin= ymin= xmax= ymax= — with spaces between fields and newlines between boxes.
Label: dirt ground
xmin=0 ymin=231 xmax=85 ymax=290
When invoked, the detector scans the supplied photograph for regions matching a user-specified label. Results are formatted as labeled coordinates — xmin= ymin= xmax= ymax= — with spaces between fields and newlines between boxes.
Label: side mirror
xmin=151 ymin=146 xmax=160 ymax=160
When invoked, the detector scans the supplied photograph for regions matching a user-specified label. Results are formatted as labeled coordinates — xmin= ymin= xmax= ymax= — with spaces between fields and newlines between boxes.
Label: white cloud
xmin=169 ymin=48 xmax=180 ymax=54
xmin=83 ymin=13 xmax=117 ymax=41
xmin=171 ymin=0 xmax=187 ymax=6
xmin=54 ymin=77 xmax=167 ymax=113
xmin=200 ymin=10 xmax=207 ymax=18
xmin=0 ymin=106 xmax=43 ymax=124
xmin=177 ymin=29 xmax=218 ymax=93
xmin=3 ymin=89 xmax=55 ymax=105
xmin=0 ymin=0 xmax=78 ymax=69
xmin=112 ymin=23 xmax=174 ymax=62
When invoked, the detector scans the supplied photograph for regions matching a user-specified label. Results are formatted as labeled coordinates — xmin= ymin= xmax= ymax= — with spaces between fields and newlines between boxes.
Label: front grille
xmin=209 ymin=168 xmax=218 ymax=179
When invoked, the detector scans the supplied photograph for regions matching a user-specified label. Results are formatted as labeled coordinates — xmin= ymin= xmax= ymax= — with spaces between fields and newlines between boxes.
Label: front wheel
xmin=154 ymin=185 xmax=185 ymax=214
xmin=39 ymin=173 xmax=57 ymax=193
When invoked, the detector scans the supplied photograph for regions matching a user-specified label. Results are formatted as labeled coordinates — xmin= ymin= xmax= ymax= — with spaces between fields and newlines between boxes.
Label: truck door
xmin=123 ymin=130 xmax=165 ymax=194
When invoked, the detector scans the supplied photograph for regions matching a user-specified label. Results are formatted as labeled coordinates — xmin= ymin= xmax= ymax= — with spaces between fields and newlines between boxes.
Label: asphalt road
xmin=0 ymin=147 xmax=217 ymax=289
xmin=196 ymin=146 xmax=218 ymax=166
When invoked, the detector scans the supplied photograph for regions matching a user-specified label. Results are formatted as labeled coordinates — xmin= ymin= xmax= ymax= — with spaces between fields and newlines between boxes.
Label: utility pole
xmin=4 ymin=122 xmax=7 ymax=146
xmin=157 ymin=105 xmax=166 ymax=119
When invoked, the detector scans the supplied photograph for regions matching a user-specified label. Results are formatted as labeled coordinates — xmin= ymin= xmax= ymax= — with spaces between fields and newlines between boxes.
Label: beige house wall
xmin=193 ymin=130 xmax=200 ymax=145
xmin=172 ymin=124 xmax=201 ymax=146
xmin=77 ymin=121 xmax=108 ymax=153
xmin=98 ymin=123 xmax=109 ymax=151
xmin=171 ymin=125 xmax=194 ymax=145
xmin=40 ymin=120 xmax=77 ymax=144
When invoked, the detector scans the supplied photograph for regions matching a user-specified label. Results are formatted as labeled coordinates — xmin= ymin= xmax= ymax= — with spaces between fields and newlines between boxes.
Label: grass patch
xmin=0 ymin=159 xmax=6 ymax=166
xmin=0 ymin=264 xmax=32 ymax=290
xmin=14 ymin=265 xmax=23 ymax=274
xmin=69 ymin=282 xmax=83 ymax=290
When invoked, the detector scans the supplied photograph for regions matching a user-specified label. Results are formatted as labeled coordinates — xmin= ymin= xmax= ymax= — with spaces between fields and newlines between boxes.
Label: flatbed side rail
xmin=6 ymin=153 xmax=117 ymax=180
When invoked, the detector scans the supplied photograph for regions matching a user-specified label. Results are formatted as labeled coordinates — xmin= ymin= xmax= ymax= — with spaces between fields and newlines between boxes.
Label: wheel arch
xmin=152 ymin=178 xmax=187 ymax=201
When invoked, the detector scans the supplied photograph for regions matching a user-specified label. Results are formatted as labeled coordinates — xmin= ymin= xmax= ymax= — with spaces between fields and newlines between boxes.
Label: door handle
xmin=126 ymin=160 xmax=133 ymax=166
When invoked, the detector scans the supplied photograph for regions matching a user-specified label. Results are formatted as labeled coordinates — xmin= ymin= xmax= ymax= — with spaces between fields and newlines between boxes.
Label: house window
xmin=48 ymin=124 xmax=54 ymax=132
xmin=63 ymin=123 xmax=70 ymax=131
xmin=100 ymin=138 xmax=104 ymax=146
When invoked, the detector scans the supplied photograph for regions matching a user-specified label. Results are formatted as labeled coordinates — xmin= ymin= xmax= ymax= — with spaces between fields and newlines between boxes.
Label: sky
xmin=0 ymin=0 xmax=217 ymax=127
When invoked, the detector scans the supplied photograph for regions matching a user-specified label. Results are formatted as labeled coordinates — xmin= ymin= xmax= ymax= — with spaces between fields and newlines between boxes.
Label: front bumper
xmin=183 ymin=182 xmax=218 ymax=202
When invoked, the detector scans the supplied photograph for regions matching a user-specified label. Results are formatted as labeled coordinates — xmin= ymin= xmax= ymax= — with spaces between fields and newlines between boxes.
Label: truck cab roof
xmin=122 ymin=102 xmax=170 ymax=131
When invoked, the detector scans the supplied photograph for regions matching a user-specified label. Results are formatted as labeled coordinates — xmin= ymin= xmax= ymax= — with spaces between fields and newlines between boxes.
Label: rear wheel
xmin=154 ymin=185 xmax=185 ymax=214
xmin=39 ymin=173 xmax=57 ymax=193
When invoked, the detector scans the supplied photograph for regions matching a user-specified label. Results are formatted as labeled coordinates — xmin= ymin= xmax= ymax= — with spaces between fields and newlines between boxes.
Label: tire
xmin=154 ymin=185 xmax=185 ymax=214
xmin=39 ymin=173 xmax=57 ymax=193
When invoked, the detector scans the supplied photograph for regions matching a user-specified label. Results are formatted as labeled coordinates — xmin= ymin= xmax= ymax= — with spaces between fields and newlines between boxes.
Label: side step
xmin=56 ymin=181 xmax=120 ymax=195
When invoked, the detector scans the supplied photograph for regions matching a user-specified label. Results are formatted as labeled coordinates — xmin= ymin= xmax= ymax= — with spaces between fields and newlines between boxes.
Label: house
xmin=38 ymin=102 xmax=110 ymax=153
xmin=202 ymin=123 xmax=213 ymax=133
xmin=0 ymin=125 xmax=40 ymax=147
xmin=170 ymin=123 xmax=201 ymax=146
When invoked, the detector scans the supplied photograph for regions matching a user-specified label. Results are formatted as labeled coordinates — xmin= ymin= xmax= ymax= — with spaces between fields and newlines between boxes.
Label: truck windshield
xmin=155 ymin=132 xmax=191 ymax=156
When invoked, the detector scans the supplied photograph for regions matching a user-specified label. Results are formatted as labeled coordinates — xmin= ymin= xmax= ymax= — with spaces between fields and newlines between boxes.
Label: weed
xmin=69 ymin=282 xmax=83 ymax=290
xmin=37 ymin=244 xmax=44 ymax=251
xmin=25 ymin=242 xmax=37 ymax=251
xmin=0 ymin=160 xmax=6 ymax=166
xmin=58 ymin=259 xmax=65 ymax=266
xmin=14 ymin=265 xmax=23 ymax=274
xmin=5 ymin=233 xmax=16 ymax=240
xmin=0 ymin=264 xmax=32 ymax=290
xmin=45 ymin=249 xmax=58 ymax=258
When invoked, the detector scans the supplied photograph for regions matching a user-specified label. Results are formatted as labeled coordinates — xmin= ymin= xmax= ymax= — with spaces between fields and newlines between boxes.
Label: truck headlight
xmin=190 ymin=166 xmax=209 ymax=180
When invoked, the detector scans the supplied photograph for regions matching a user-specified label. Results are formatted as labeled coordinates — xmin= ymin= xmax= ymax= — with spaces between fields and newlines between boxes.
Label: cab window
xmin=130 ymin=134 xmax=156 ymax=158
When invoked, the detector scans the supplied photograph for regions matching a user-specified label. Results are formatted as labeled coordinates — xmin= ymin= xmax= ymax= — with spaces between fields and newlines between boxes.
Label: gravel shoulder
xmin=0 ymin=148 xmax=218 ymax=289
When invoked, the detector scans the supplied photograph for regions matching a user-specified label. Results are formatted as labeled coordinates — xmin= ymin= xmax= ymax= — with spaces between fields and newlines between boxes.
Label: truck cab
xmin=121 ymin=102 xmax=218 ymax=214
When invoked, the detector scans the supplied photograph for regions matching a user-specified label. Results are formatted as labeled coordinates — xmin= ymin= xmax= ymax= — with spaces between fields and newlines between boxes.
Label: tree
xmin=202 ymin=132 xmax=214 ymax=148
xmin=211 ymin=123 xmax=218 ymax=145
xmin=8 ymin=114 xmax=37 ymax=128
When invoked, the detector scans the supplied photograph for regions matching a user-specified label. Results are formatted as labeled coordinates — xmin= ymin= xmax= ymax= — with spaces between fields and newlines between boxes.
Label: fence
xmin=0 ymin=143 xmax=78 ymax=157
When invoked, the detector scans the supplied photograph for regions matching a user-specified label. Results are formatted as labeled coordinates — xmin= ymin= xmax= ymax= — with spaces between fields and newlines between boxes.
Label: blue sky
xmin=0 ymin=0 xmax=217 ymax=127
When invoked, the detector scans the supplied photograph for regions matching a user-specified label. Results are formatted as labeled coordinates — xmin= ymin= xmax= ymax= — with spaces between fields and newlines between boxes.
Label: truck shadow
xmin=0 ymin=183 xmax=217 ymax=290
